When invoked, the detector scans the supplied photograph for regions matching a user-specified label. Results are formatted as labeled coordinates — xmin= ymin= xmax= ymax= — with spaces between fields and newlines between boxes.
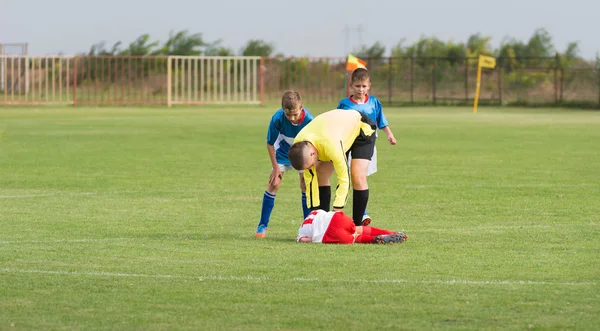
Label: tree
xmin=465 ymin=33 xmax=493 ymax=57
xmin=88 ymin=41 xmax=122 ymax=55
xmin=240 ymin=40 xmax=274 ymax=56
xmin=121 ymin=34 xmax=160 ymax=56
xmin=205 ymin=39 xmax=234 ymax=56
xmin=354 ymin=41 xmax=386 ymax=60
xmin=526 ymin=28 xmax=554 ymax=57
xmin=155 ymin=30 xmax=206 ymax=56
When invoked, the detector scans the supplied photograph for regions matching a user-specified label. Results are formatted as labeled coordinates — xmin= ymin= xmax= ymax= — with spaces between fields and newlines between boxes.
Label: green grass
xmin=0 ymin=106 xmax=599 ymax=330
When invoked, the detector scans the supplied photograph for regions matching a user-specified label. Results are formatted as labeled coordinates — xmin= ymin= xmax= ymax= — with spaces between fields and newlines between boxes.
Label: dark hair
xmin=281 ymin=90 xmax=302 ymax=111
xmin=288 ymin=141 xmax=310 ymax=170
xmin=351 ymin=68 xmax=370 ymax=83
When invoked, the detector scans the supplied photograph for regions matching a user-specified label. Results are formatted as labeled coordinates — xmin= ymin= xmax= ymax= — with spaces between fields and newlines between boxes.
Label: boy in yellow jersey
xmin=288 ymin=109 xmax=377 ymax=226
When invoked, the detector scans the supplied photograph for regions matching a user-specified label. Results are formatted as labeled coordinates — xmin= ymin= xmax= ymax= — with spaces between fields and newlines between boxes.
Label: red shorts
xmin=322 ymin=212 xmax=356 ymax=244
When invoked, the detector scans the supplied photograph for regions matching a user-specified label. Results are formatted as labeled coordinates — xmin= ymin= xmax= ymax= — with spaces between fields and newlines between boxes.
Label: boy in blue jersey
xmin=337 ymin=68 xmax=397 ymax=225
xmin=255 ymin=91 xmax=314 ymax=238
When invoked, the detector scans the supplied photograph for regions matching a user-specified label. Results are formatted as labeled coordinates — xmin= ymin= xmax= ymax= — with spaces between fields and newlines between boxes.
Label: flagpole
xmin=473 ymin=55 xmax=482 ymax=115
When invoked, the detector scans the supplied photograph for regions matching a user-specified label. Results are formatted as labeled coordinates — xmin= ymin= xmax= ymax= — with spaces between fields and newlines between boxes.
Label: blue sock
xmin=364 ymin=209 xmax=369 ymax=216
xmin=259 ymin=191 xmax=276 ymax=227
xmin=301 ymin=192 xmax=310 ymax=219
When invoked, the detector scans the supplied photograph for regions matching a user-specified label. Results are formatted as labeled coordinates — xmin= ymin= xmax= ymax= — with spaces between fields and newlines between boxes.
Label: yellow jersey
xmin=293 ymin=109 xmax=376 ymax=209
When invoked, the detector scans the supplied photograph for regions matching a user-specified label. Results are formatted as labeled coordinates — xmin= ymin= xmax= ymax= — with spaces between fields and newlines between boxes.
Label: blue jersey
xmin=267 ymin=108 xmax=314 ymax=166
xmin=337 ymin=95 xmax=388 ymax=130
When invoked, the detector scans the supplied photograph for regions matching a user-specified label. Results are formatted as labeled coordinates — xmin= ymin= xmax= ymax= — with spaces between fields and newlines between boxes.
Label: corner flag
xmin=479 ymin=54 xmax=496 ymax=69
xmin=346 ymin=54 xmax=367 ymax=71
xmin=473 ymin=54 xmax=497 ymax=114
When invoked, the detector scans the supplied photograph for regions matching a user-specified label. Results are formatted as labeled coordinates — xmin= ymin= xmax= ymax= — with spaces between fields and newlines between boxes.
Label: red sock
xmin=355 ymin=234 xmax=375 ymax=243
xmin=362 ymin=226 xmax=394 ymax=236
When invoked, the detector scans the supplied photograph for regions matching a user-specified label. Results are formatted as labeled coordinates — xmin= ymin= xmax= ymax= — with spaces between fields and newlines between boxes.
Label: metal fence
xmin=1 ymin=55 xmax=599 ymax=107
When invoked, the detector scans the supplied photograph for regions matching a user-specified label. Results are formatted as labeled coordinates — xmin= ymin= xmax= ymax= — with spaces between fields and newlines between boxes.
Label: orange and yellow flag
xmin=346 ymin=54 xmax=367 ymax=71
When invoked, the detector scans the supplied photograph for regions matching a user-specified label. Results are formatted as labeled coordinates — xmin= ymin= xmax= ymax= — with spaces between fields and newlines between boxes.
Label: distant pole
xmin=344 ymin=25 xmax=350 ymax=55
xmin=357 ymin=24 xmax=364 ymax=47
xmin=0 ymin=44 xmax=4 ymax=92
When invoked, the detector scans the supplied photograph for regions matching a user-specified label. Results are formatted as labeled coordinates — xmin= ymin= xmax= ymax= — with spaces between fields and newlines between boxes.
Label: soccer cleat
xmin=372 ymin=232 xmax=408 ymax=244
xmin=361 ymin=214 xmax=372 ymax=226
xmin=254 ymin=225 xmax=267 ymax=238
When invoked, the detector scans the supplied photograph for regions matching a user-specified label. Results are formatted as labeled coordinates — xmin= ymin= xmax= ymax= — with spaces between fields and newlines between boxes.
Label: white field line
xmin=0 ymin=183 xmax=597 ymax=199
xmin=400 ymin=184 xmax=598 ymax=189
xmin=0 ymin=192 xmax=96 ymax=199
xmin=0 ymin=238 xmax=134 ymax=244
xmin=0 ymin=268 xmax=594 ymax=286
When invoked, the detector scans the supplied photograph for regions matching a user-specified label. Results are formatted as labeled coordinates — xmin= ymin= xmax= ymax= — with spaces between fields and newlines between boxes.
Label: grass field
xmin=0 ymin=105 xmax=599 ymax=330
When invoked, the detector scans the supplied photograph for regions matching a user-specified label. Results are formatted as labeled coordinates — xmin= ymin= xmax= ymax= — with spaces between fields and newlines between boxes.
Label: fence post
xmin=73 ymin=56 xmax=78 ymax=107
xmin=464 ymin=57 xmax=468 ymax=101
xmin=388 ymin=57 xmax=392 ymax=105
xmin=260 ymin=57 xmax=265 ymax=106
xmin=0 ymin=44 xmax=3 ymax=92
xmin=560 ymin=68 xmax=564 ymax=102
xmin=497 ymin=57 xmax=502 ymax=105
xmin=410 ymin=57 xmax=414 ymax=104
xmin=432 ymin=58 xmax=437 ymax=104
xmin=554 ymin=53 xmax=559 ymax=105
xmin=167 ymin=56 xmax=172 ymax=107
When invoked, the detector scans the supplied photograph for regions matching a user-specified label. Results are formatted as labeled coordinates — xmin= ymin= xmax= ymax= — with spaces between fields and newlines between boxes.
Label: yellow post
xmin=473 ymin=60 xmax=482 ymax=114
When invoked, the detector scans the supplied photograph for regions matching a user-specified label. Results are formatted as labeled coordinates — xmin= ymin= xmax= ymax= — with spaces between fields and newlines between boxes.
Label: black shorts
xmin=347 ymin=111 xmax=377 ymax=160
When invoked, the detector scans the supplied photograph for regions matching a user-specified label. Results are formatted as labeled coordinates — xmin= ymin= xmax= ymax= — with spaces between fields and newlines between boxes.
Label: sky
xmin=1 ymin=0 xmax=599 ymax=59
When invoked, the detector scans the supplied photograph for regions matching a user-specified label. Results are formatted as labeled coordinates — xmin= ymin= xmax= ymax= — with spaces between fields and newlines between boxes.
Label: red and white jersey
xmin=297 ymin=210 xmax=336 ymax=243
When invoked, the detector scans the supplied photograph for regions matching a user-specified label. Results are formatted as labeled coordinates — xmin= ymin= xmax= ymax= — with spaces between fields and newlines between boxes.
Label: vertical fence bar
xmin=497 ymin=58 xmax=503 ymax=105
xmin=73 ymin=56 xmax=78 ymax=107
xmin=44 ymin=57 xmax=48 ymax=102
xmin=464 ymin=58 xmax=469 ymax=101
xmin=388 ymin=57 xmax=392 ymax=105
xmin=219 ymin=58 xmax=223 ymax=102
xmin=17 ymin=56 xmax=22 ymax=102
xmin=37 ymin=58 xmax=42 ymax=102
xmin=200 ymin=57 xmax=205 ymax=102
xmin=58 ymin=58 xmax=62 ymax=102
xmin=126 ymin=57 xmax=130 ymax=103
xmin=560 ymin=68 xmax=564 ymax=102
xmin=410 ymin=57 xmax=414 ymax=104
xmin=194 ymin=58 xmax=198 ymax=103
xmin=52 ymin=57 xmax=56 ymax=102
xmin=92 ymin=57 xmax=97 ymax=104
xmin=10 ymin=58 xmax=14 ymax=102
xmin=554 ymin=53 xmax=559 ymax=105
xmin=0 ymin=46 xmax=3 ymax=91
xmin=226 ymin=58 xmax=231 ymax=103
xmin=187 ymin=58 xmax=192 ymax=104
xmin=240 ymin=59 xmax=245 ymax=102
xmin=175 ymin=58 xmax=180 ymax=104
xmin=25 ymin=55 xmax=30 ymax=96
xmin=260 ymin=57 xmax=265 ymax=106
xmin=66 ymin=57 xmax=70 ymax=102
xmin=432 ymin=58 xmax=437 ymax=104
xmin=247 ymin=58 xmax=251 ymax=102
xmin=252 ymin=58 xmax=257 ymax=103
xmin=211 ymin=58 xmax=216 ymax=102
xmin=2 ymin=57 xmax=6 ymax=103
xmin=167 ymin=56 xmax=172 ymax=107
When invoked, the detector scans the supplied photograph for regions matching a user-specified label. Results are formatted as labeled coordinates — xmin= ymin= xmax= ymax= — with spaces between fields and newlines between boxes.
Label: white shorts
xmin=277 ymin=164 xmax=304 ymax=174
xmin=347 ymin=146 xmax=377 ymax=176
